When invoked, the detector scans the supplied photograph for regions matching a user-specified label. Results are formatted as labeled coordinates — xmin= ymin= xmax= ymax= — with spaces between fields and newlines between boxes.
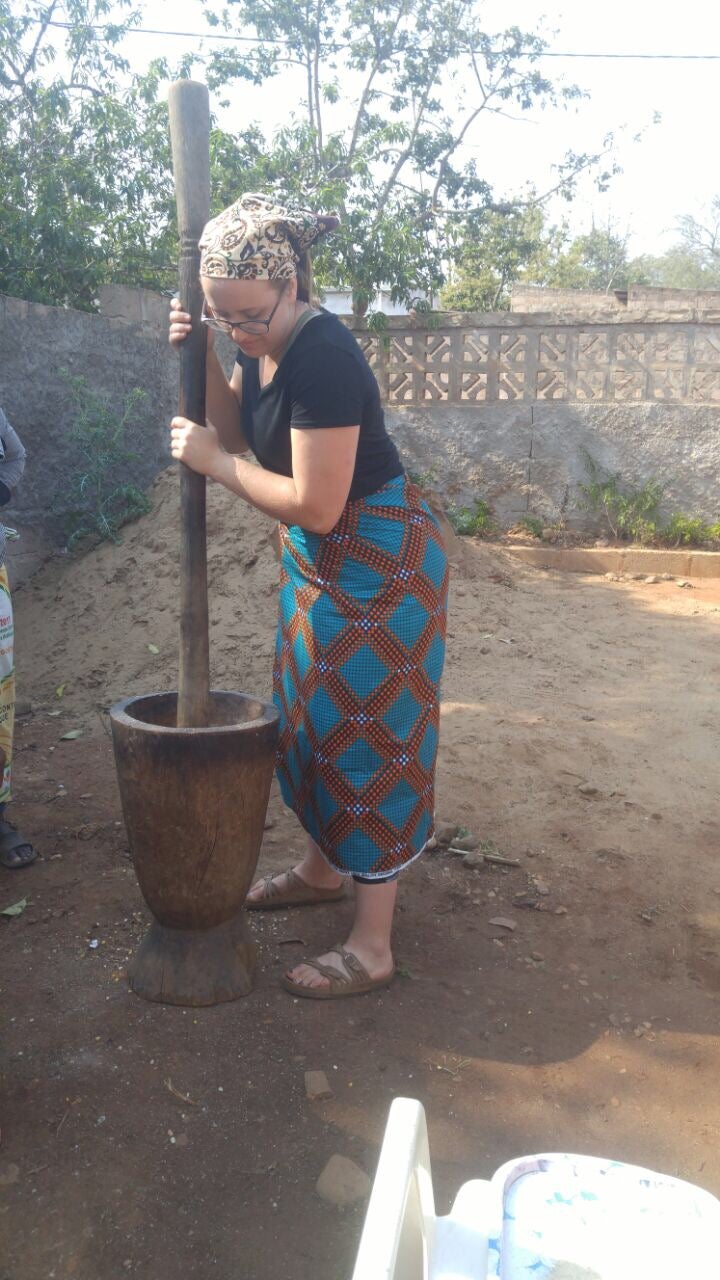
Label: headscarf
xmin=199 ymin=192 xmax=340 ymax=280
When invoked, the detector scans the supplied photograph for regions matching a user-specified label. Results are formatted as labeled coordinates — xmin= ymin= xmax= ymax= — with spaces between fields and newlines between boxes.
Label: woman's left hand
xmin=169 ymin=417 xmax=223 ymax=477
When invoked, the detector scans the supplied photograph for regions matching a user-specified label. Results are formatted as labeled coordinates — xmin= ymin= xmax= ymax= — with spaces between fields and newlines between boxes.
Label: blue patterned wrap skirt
xmin=273 ymin=473 xmax=449 ymax=879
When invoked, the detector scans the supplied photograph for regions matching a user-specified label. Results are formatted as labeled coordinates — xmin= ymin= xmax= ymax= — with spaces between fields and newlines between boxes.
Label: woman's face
xmin=201 ymin=275 xmax=298 ymax=358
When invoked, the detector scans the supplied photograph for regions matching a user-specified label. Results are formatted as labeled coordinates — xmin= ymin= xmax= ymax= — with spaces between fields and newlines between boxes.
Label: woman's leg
xmin=285 ymin=879 xmax=397 ymax=990
xmin=246 ymin=833 xmax=343 ymax=902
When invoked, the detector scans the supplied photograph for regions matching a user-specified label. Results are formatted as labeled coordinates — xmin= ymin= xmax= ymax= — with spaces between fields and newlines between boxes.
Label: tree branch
xmin=313 ymin=0 xmax=323 ymax=156
xmin=431 ymin=101 xmax=486 ymax=208
xmin=21 ymin=0 xmax=60 ymax=84
xmin=345 ymin=0 xmax=410 ymax=167
xmin=530 ymin=141 xmax=616 ymax=207
xmin=346 ymin=60 xmax=381 ymax=167
xmin=372 ymin=84 xmax=432 ymax=226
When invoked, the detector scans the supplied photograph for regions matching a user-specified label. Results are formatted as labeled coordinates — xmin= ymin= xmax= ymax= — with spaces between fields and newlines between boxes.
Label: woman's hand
xmin=170 ymin=418 xmax=224 ymax=478
xmin=168 ymin=297 xmax=214 ymax=350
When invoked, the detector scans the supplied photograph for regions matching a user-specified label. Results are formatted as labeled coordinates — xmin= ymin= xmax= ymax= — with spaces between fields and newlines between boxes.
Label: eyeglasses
xmin=200 ymin=285 xmax=286 ymax=336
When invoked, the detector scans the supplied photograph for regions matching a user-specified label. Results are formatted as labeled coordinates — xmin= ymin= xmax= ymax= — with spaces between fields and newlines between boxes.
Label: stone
xmin=316 ymin=1155 xmax=370 ymax=1207
xmin=0 ymin=1163 xmax=20 ymax=1187
xmin=462 ymin=851 xmax=485 ymax=871
xmin=532 ymin=878 xmax=551 ymax=896
xmin=434 ymin=819 xmax=459 ymax=846
xmin=305 ymin=1070 xmax=333 ymax=1101
xmin=15 ymin=697 xmax=32 ymax=717
xmin=452 ymin=833 xmax=480 ymax=852
xmin=644 ymin=575 xmax=660 ymax=584
xmin=513 ymin=893 xmax=540 ymax=910
xmin=489 ymin=916 xmax=517 ymax=931
xmin=577 ymin=784 xmax=600 ymax=797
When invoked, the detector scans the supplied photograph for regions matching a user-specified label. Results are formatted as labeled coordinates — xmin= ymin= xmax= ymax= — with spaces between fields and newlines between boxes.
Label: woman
xmin=169 ymin=193 xmax=448 ymax=999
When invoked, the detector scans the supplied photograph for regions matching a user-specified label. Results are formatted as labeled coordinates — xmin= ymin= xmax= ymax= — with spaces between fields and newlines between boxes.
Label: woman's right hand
xmin=169 ymin=297 xmax=214 ymax=350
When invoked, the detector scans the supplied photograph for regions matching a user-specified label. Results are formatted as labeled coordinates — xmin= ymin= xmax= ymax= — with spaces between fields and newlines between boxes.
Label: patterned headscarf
xmin=199 ymin=192 xmax=340 ymax=280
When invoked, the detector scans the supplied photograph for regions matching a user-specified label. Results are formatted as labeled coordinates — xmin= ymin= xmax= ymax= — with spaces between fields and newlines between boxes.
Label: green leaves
xmin=1 ymin=898 xmax=27 ymax=918
xmin=195 ymin=0 xmax=594 ymax=311
xmin=56 ymin=372 xmax=151 ymax=550
xmin=0 ymin=1 xmax=178 ymax=309
xmin=0 ymin=0 xmax=611 ymax=313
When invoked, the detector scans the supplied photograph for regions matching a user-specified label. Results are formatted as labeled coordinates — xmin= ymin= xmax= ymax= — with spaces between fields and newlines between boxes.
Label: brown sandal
xmin=246 ymin=867 xmax=346 ymax=911
xmin=280 ymin=944 xmax=395 ymax=1000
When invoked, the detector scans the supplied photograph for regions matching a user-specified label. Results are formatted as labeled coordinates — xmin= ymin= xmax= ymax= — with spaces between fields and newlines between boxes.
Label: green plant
xmin=407 ymin=466 xmax=439 ymax=490
xmin=409 ymin=300 xmax=442 ymax=331
xmin=662 ymin=514 xmax=719 ymax=546
xmin=578 ymin=453 xmax=664 ymax=542
xmin=59 ymin=372 xmax=151 ymax=549
xmin=519 ymin=515 xmax=544 ymax=538
xmin=447 ymin=498 xmax=494 ymax=537
xmin=366 ymin=310 xmax=389 ymax=334
xmin=578 ymin=454 xmax=720 ymax=547
xmin=366 ymin=309 xmax=391 ymax=351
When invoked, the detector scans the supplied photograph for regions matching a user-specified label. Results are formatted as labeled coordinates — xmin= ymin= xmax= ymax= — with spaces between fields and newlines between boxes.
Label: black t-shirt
xmin=235 ymin=311 xmax=403 ymax=501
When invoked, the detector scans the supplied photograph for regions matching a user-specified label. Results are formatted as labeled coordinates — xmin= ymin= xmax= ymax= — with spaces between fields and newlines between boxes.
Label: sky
xmin=70 ymin=0 xmax=720 ymax=255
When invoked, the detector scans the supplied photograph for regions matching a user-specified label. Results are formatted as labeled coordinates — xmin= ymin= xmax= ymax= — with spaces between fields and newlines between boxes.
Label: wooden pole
xmin=168 ymin=80 xmax=211 ymax=728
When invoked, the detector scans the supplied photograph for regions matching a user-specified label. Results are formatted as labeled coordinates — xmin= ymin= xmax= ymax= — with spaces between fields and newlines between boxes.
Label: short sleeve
xmin=0 ymin=409 xmax=26 ymax=495
xmin=290 ymin=346 xmax=364 ymax=430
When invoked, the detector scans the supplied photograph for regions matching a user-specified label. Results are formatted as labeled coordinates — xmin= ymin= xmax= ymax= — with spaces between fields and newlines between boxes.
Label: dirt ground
xmin=2 ymin=470 xmax=720 ymax=1280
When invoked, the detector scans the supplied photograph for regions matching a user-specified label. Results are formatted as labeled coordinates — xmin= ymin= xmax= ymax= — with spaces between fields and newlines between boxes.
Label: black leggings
xmin=352 ymin=870 xmax=400 ymax=885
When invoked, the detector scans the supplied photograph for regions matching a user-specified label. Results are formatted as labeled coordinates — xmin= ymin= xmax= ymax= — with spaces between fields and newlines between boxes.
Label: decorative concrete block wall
xmin=1 ymin=286 xmax=718 ymax=541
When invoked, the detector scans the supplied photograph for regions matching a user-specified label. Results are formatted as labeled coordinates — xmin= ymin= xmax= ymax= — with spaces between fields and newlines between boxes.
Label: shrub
xmin=578 ymin=453 xmax=664 ymax=542
xmin=59 ymin=372 xmax=151 ymax=550
xmin=447 ymin=498 xmax=494 ymax=537
xmin=519 ymin=515 xmax=544 ymax=539
xmin=579 ymin=453 xmax=719 ymax=547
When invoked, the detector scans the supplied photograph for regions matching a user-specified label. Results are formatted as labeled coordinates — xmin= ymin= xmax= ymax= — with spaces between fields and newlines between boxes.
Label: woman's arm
xmin=0 ymin=410 xmax=26 ymax=504
xmin=169 ymin=299 xmax=247 ymax=454
xmin=170 ymin=417 xmax=359 ymax=534
xmin=206 ymin=350 xmax=248 ymax=455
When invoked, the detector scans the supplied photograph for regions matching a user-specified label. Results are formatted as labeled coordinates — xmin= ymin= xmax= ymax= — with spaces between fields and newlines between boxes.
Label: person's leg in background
xmin=0 ymin=565 xmax=36 ymax=869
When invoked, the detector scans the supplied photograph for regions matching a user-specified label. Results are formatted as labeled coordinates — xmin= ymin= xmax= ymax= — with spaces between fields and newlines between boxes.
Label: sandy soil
xmin=1 ymin=469 xmax=720 ymax=1279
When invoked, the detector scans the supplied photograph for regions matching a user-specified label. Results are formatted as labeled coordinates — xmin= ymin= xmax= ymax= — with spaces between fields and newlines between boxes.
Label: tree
xmin=440 ymin=205 xmax=568 ymax=310
xmin=203 ymin=0 xmax=615 ymax=311
xmin=0 ymin=0 xmax=618 ymax=313
xmin=626 ymin=248 xmax=720 ymax=290
xmin=625 ymin=199 xmax=720 ymax=291
xmin=0 ymin=1 xmax=183 ymax=309
xmin=676 ymin=196 xmax=720 ymax=267
xmin=541 ymin=222 xmax=631 ymax=293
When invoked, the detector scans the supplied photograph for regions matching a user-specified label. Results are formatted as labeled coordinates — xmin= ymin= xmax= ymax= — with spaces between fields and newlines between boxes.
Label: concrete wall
xmin=511 ymin=284 xmax=720 ymax=322
xmin=388 ymin=403 xmax=720 ymax=526
xmin=1 ymin=286 xmax=718 ymax=547
xmin=0 ymin=292 xmax=175 ymax=539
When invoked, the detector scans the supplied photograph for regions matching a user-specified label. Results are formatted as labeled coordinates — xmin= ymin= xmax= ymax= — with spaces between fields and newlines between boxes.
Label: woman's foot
xmin=0 ymin=819 xmax=37 ymax=869
xmin=285 ymin=937 xmax=394 ymax=993
xmin=246 ymin=858 xmax=344 ymax=908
